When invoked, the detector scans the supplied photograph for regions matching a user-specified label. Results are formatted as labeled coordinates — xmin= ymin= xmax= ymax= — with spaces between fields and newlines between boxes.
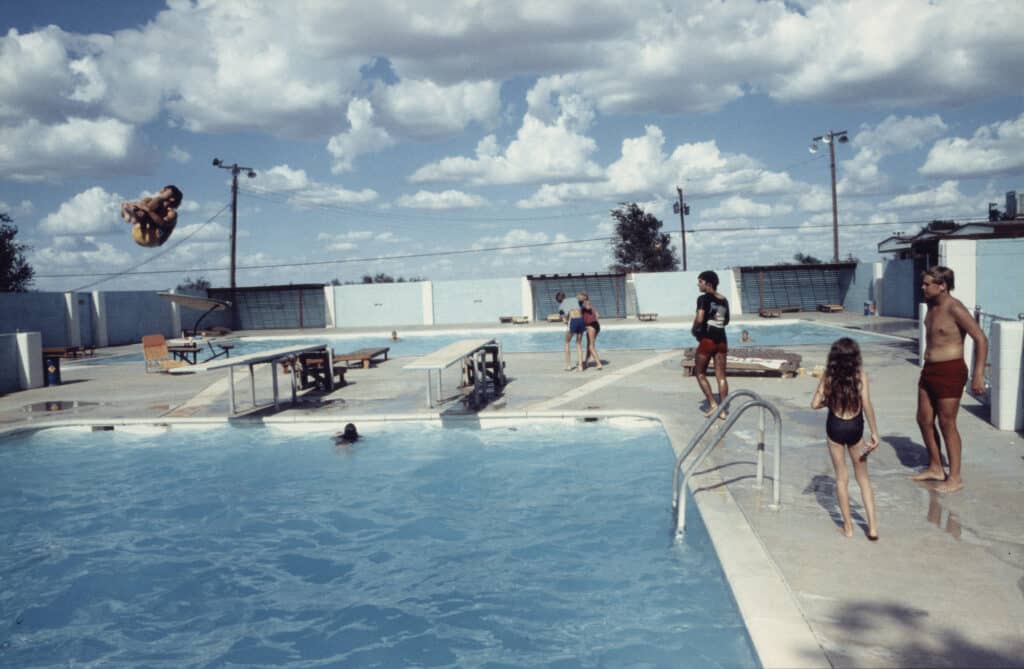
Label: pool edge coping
xmin=0 ymin=410 xmax=830 ymax=668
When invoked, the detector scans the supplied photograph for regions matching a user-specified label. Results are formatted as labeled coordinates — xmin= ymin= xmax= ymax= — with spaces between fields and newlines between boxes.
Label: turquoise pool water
xmin=0 ymin=421 xmax=758 ymax=668
xmin=74 ymin=320 xmax=886 ymax=365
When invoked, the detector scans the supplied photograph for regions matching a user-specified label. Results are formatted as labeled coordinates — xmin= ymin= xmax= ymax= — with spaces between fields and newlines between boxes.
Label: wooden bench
xmin=335 ymin=347 xmax=390 ymax=369
xmin=403 ymin=339 xmax=506 ymax=408
xmin=295 ymin=351 xmax=347 ymax=390
xmin=680 ymin=348 xmax=802 ymax=378
xmin=546 ymin=313 xmax=564 ymax=323
xmin=817 ymin=303 xmax=844 ymax=313
xmin=638 ymin=312 xmax=659 ymax=321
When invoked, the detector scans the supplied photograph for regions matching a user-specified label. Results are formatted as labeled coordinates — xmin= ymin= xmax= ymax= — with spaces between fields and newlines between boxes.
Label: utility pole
xmin=212 ymin=158 xmax=256 ymax=328
xmin=675 ymin=187 xmax=689 ymax=271
xmin=808 ymin=130 xmax=848 ymax=262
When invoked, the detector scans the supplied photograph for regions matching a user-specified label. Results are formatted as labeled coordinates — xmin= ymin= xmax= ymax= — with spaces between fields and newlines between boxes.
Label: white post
xmin=872 ymin=262 xmax=884 ymax=316
xmin=91 ymin=291 xmax=109 ymax=347
xmin=169 ymin=287 xmax=183 ymax=338
xmin=938 ymin=240 xmax=977 ymax=368
xmin=64 ymin=292 xmax=82 ymax=348
xmin=421 ymin=281 xmax=434 ymax=325
xmin=991 ymin=320 xmax=1024 ymax=431
xmin=727 ymin=268 xmax=743 ymax=316
xmin=324 ymin=285 xmax=336 ymax=328
xmin=16 ymin=332 xmax=43 ymax=389
xmin=520 ymin=276 xmax=533 ymax=321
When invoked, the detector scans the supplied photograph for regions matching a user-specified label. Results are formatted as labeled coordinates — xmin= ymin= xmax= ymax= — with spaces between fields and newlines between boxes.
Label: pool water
xmin=72 ymin=321 xmax=885 ymax=366
xmin=0 ymin=421 xmax=758 ymax=668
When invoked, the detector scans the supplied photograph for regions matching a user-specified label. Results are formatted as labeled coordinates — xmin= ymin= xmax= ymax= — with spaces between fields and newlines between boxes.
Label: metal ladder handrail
xmin=674 ymin=397 xmax=783 ymax=533
xmin=672 ymin=389 xmax=766 ymax=509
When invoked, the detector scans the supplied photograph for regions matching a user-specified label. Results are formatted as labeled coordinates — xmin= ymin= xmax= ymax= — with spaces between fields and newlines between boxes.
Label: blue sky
xmin=2 ymin=0 xmax=1022 ymax=292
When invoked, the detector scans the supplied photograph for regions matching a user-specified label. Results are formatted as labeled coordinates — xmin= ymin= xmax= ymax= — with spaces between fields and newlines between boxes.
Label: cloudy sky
xmin=2 ymin=0 xmax=1022 ymax=292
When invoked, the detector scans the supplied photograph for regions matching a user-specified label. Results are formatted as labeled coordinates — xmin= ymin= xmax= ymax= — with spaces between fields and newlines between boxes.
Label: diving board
xmin=403 ymin=339 xmax=505 ymax=408
xmin=170 ymin=343 xmax=331 ymax=415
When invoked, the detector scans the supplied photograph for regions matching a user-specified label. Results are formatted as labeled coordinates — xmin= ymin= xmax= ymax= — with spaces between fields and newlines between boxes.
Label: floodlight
xmin=212 ymin=157 xmax=222 ymax=166
xmin=822 ymin=134 xmax=832 ymax=144
xmin=808 ymin=142 xmax=818 ymax=154
xmin=838 ymin=134 xmax=849 ymax=144
xmin=247 ymin=170 xmax=257 ymax=178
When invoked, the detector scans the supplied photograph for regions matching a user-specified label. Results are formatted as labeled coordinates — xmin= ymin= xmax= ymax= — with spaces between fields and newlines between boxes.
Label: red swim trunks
xmin=696 ymin=338 xmax=728 ymax=356
xmin=919 ymin=358 xmax=968 ymax=400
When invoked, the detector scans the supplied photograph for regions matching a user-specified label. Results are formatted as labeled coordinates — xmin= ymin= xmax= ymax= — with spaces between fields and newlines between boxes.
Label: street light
xmin=808 ymin=129 xmax=849 ymax=262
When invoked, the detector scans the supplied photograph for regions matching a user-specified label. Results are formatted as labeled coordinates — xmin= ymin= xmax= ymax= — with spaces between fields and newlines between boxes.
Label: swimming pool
xmin=72 ymin=320 xmax=888 ymax=366
xmin=0 ymin=420 xmax=759 ymax=668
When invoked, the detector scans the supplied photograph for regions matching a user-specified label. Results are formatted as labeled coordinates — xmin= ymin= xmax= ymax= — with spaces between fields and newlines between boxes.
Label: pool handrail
xmin=672 ymin=389 xmax=766 ymax=509
xmin=674 ymin=396 xmax=782 ymax=534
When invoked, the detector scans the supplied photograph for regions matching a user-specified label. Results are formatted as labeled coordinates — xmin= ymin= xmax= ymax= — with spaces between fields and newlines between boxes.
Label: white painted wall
xmin=991 ymin=320 xmax=1024 ymax=431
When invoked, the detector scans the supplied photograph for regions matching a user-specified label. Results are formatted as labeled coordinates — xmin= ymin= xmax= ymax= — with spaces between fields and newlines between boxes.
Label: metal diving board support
xmin=673 ymin=390 xmax=782 ymax=534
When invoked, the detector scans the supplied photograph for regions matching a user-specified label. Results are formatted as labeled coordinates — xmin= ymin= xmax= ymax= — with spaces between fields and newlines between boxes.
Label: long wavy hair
xmin=824 ymin=337 xmax=862 ymax=415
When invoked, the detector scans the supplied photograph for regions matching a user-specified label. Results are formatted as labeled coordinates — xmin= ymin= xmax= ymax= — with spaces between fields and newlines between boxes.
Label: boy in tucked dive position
xmin=913 ymin=266 xmax=987 ymax=493
xmin=121 ymin=185 xmax=183 ymax=247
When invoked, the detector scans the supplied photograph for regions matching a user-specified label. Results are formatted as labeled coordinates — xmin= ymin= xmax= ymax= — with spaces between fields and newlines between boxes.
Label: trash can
xmin=863 ymin=301 xmax=876 ymax=316
xmin=44 ymin=356 xmax=62 ymax=386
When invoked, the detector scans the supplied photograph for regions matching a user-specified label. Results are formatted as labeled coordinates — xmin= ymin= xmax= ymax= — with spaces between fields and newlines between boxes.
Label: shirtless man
xmin=913 ymin=266 xmax=987 ymax=492
xmin=121 ymin=185 xmax=182 ymax=247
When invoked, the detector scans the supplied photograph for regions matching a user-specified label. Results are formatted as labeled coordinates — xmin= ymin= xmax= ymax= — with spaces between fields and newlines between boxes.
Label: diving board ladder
xmin=673 ymin=390 xmax=782 ymax=533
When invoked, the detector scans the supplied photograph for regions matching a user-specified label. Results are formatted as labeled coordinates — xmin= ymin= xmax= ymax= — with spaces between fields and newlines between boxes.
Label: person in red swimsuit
xmin=690 ymin=270 xmax=730 ymax=418
xmin=913 ymin=266 xmax=987 ymax=493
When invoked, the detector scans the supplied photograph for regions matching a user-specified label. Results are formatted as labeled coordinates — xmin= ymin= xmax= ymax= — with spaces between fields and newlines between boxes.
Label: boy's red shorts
xmin=696 ymin=338 xmax=728 ymax=356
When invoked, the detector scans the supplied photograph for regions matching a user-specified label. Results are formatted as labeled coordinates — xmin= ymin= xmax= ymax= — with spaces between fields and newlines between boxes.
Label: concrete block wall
xmin=0 ymin=332 xmax=42 ymax=394
xmin=632 ymin=269 xmax=741 ymax=318
xmin=975 ymin=238 xmax=1024 ymax=319
xmin=330 ymin=282 xmax=430 ymax=328
xmin=880 ymin=258 xmax=916 ymax=318
xmin=0 ymin=292 xmax=70 ymax=346
xmin=841 ymin=262 xmax=881 ymax=314
xmin=432 ymin=277 xmax=525 ymax=324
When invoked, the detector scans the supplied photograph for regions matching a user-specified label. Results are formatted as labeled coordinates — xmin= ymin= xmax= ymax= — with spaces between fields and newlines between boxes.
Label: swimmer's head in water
xmin=335 ymin=422 xmax=360 ymax=442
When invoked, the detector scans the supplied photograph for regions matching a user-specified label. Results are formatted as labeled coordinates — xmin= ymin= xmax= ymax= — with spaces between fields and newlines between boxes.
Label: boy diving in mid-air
xmin=121 ymin=185 xmax=183 ymax=247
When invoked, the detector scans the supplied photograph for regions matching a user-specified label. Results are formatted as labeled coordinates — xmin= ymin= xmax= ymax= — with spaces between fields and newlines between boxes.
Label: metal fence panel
xmin=209 ymin=286 xmax=326 ymax=330
xmin=529 ymin=274 xmax=627 ymax=321
xmin=739 ymin=266 xmax=852 ymax=313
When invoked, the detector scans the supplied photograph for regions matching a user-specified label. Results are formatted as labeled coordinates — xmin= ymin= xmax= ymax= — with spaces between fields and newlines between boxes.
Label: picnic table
xmin=403 ymin=339 xmax=505 ymax=408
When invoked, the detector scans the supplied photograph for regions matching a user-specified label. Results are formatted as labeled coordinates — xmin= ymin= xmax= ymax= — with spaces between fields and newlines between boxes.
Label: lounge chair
xmin=499 ymin=316 xmax=514 ymax=323
xmin=511 ymin=316 xmax=530 ymax=324
xmin=546 ymin=313 xmax=564 ymax=323
xmin=817 ymin=303 xmax=844 ymax=313
xmin=680 ymin=347 xmax=802 ymax=378
xmin=335 ymin=346 xmax=390 ymax=369
xmin=142 ymin=334 xmax=191 ymax=373
xmin=638 ymin=312 xmax=658 ymax=321
xmin=758 ymin=305 xmax=801 ymax=318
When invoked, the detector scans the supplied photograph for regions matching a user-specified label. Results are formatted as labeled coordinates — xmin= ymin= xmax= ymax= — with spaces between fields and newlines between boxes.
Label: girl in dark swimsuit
xmin=811 ymin=338 xmax=880 ymax=540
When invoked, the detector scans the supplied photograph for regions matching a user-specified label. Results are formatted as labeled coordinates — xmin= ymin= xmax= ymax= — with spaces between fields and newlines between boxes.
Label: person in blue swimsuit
xmin=812 ymin=337 xmax=880 ymax=540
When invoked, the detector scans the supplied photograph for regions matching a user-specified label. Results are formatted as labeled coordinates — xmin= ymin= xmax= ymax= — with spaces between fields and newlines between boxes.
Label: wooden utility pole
xmin=212 ymin=158 xmax=257 ymax=328
xmin=676 ymin=187 xmax=688 ymax=271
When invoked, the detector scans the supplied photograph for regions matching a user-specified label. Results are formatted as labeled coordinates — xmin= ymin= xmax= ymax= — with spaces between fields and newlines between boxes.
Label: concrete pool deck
xmin=1 ymin=313 xmax=1022 ymax=668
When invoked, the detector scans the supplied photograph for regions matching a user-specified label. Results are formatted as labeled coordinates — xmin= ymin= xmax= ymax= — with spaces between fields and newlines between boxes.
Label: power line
xmin=39 ymin=217 xmax=989 ymax=280
xmin=69 ymin=203 xmax=231 ymax=291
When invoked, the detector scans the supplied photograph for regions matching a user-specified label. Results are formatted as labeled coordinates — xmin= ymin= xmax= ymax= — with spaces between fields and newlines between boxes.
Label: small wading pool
xmin=0 ymin=420 xmax=759 ymax=668
xmin=72 ymin=320 xmax=888 ymax=365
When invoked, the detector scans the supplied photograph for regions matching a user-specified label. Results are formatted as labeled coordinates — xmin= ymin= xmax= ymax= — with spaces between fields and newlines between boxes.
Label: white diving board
xmin=403 ymin=339 xmax=499 ymax=408
xmin=170 ymin=343 xmax=330 ymax=415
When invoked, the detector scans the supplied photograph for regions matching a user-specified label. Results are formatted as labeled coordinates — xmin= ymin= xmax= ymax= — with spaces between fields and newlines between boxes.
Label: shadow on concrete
xmin=691 ymin=473 xmax=759 ymax=494
xmin=806 ymin=600 xmax=1024 ymax=668
xmin=882 ymin=435 xmax=940 ymax=469
xmin=801 ymin=474 xmax=867 ymax=532
xmin=960 ymin=401 xmax=991 ymax=422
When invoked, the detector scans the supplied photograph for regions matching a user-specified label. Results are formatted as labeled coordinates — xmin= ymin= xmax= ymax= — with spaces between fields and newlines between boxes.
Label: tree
xmin=793 ymin=252 xmax=823 ymax=265
xmin=608 ymin=203 xmax=679 ymax=273
xmin=1 ymin=213 xmax=34 ymax=292
xmin=177 ymin=276 xmax=211 ymax=290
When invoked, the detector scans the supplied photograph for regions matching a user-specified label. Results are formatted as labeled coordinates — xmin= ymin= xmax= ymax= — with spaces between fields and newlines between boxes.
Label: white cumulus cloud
xmin=920 ymin=113 xmax=1024 ymax=179
xmin=395 ymin=190 xmax=488 ymax=209
xmin=39 ymin=186 xmax=123 ymax=235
